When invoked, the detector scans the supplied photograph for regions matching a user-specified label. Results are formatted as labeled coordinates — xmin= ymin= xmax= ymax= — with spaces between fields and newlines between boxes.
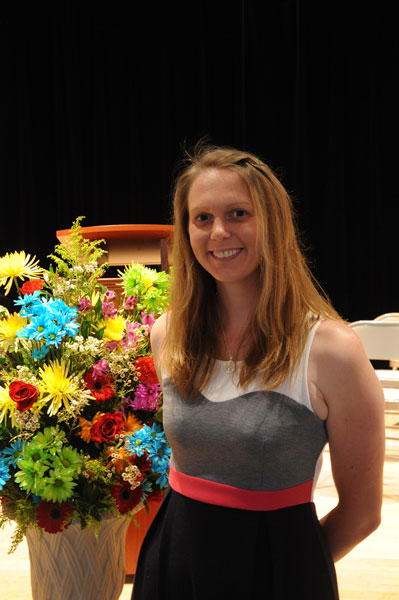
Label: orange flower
xmin=124 ymin=413 xmax=142 ymax=433
xmin=78 ymin=412 xmax=103 ymax=443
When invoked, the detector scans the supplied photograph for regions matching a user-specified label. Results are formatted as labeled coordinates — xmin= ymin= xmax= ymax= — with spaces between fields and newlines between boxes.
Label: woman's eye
xmin=196 ymin=214 xmax=209 ymax=223
xmin=233 ymin=209 xmax=246 ymax=218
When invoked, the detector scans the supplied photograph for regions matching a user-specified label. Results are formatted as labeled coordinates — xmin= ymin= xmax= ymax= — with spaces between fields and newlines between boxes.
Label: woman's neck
xmin=216 ymin=280 xmax=258 ymax=327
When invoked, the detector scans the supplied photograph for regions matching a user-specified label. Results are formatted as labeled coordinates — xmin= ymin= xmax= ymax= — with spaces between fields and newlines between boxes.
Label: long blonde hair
xmin=163 ymin=143 xmax=341 ymax=397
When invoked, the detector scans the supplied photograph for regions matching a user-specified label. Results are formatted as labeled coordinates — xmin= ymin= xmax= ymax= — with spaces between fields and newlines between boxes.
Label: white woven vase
xmin=25 ymin=516 xmax=131 ymax=600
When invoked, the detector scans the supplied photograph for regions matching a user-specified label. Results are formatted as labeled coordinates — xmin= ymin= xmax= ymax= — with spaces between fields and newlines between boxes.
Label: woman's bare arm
xmin=311 ymin=320 xmax=386 ymax=562
xmin=149 ymin=312 xmax=168 ymax=387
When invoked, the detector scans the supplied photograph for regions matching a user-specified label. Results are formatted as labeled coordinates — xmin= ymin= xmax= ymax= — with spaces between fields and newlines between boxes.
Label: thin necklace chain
xmin=218 ymin=312 xmax=236 ymax=374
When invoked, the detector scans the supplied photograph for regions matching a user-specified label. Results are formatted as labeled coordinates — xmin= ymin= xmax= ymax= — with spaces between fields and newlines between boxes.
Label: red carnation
xmin=134 ymin=356 xmax=159 ymax=385
xmin=20 ymin=280 xmax=44 ymax=295
xmin=111 ymin=481 xmax=142 ymax=515
xmin=90 ymin=412 xmax=124 ymax=443
xmin=9 ymin=381 xmax=39 ymax=411
xmin=129 ymin=452 xmax=152 ymax=476
xmin=36 ymin=501 xmax=73 ymax=534
xmin=83 ymin=369 xmax=115 ymax=403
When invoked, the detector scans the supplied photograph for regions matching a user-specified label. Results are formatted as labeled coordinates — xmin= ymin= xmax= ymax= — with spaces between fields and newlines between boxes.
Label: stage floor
xmin=1 ymin=441 xmax=398 ymax=600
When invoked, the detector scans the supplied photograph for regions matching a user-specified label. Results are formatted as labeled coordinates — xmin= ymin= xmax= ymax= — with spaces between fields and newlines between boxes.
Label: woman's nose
xmin=210 ymin=217 xmax=230 ymax=240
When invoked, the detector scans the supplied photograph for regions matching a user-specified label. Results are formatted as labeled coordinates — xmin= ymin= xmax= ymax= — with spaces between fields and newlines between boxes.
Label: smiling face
xmin=187 ymin=168 xmax=260 ymax=291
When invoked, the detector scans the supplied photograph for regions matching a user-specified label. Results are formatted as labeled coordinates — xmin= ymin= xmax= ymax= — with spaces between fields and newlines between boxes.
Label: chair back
xmin=349 ymin=321 xmax=399 ymax=361
xmin=374 ymin=313 xmax=399 ymax=322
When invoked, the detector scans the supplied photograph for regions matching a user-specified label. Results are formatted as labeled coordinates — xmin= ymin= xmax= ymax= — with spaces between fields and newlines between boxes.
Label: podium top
xmin=56 ymin=224 xmax=173 ymax=244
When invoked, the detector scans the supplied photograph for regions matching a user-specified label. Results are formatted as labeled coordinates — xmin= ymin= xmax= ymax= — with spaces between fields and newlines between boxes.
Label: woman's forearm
xmin=320 ymin=503 xmax=381 ymax=562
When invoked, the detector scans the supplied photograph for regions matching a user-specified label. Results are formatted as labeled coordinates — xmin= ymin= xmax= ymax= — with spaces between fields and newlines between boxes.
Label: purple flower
xmin=131 ymin=383 xmax=161 ymax=412
xmin=122 ymin=296 xmax=137 ymax=311
xmin=78 ymin=298 xmax=93 ymax=313
xmin=91 ymin=359 xmax=109 ymax=380
xmin=102 ymin=301 xmax=117 ymax=319
xmin=141 ymin=312 xmax=156 ymax=331
xmin=120 ymin=395 xmax=133 ymax=413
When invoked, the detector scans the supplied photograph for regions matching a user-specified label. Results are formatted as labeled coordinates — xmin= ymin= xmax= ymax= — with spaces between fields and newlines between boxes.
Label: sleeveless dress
xmin=132 ymin=322 xmax=339 ymax=599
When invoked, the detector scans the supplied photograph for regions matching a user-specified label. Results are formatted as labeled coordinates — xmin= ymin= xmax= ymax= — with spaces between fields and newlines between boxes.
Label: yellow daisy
xmin=0 ymin=251 xmax=44 ymax=295
xmin=103 ymin=315 xmax=126 ymax=342
xmin=38 ymin=359 xmax=81 ymax=417
xmin=0 ymin=385 xmax=17 ymax=427
xmin=0 ymin=313 xmax=28 ymax=347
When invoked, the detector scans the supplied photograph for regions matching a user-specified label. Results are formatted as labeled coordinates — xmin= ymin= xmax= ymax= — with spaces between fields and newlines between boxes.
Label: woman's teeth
xmin=212 ymin=249 xmax=242 ymax=258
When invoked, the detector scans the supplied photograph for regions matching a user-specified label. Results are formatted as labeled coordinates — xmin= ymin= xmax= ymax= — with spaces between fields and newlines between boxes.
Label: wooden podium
xmin=56 ymin=224 xmax=173 ymax=294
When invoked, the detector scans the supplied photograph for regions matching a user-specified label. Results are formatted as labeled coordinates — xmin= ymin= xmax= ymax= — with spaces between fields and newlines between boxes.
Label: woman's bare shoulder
xmin=313 ymin=319 xmax=366 ymax=366
xmin=150 ymin=311 xmax=169 ymax=353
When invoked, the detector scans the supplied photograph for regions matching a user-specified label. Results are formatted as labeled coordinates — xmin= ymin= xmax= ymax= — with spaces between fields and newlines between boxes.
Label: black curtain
xmin=1 ymin=2 xmax=398 ymax=320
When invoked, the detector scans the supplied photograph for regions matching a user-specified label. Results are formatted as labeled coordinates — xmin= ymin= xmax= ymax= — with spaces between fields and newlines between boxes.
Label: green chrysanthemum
xmin=15 ymin=442 xmax=50 ymax=494
xmin=15 ymin=429 xmax=82 ymax=500
xmin=57 ymin=446 xmax=83 ymax=472
xmin=41 ymin=468 xmax=77 ymax=503
xmin=34 ymin=426 xmax=65 ymax=450
xmin=119 ymin=263 xmax=169 ymax=315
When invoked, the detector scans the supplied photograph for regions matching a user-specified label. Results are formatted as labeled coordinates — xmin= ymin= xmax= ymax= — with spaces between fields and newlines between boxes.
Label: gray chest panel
xmin=163 ymin=380 xmax=327 ymax=491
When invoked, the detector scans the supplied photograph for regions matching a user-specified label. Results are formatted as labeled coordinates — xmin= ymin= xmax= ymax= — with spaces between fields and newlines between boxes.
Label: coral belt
xmin=169 ymin=464 xmax=313 ymax=511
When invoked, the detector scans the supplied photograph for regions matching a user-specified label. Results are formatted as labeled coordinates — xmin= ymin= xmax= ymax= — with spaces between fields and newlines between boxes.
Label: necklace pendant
xmin=225 ymin=357 xmax=235 ymax=374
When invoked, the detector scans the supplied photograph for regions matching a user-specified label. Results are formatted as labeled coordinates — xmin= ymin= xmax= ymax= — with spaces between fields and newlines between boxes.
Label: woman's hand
xmin=311 ymin=320 xmax=386 ymax=562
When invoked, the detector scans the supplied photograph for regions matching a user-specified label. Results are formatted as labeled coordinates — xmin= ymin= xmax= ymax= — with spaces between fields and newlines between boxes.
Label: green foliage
xmin=47 ymin=216 xmax=108 ymax=306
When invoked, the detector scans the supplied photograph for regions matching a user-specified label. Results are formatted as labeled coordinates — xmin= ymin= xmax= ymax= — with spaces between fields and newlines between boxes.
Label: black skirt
xmin=131 ymin=488 xmax=339 ymax=600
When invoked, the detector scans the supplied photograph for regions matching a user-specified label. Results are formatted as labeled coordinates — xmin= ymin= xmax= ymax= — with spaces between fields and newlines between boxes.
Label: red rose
xmin=135 ymin=356 xmax=159 ymax=385
xmin=90 ymin=412 xmax=124 ymax=443
xmin=20 ymin=279 xmax=44 ymax=295
xmin=9 ymin=381 xmax=39 ymax=411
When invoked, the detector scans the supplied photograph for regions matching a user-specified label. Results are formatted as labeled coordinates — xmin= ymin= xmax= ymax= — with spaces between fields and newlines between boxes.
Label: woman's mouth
xmin=211 ymin=248 xmax=243 ymax=259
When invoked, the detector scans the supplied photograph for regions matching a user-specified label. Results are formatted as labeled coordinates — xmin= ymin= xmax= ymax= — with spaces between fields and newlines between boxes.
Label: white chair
xmin=350 ymin=320 xmax=399 ymax=446
xmin=374 ymin=312 xmax=399 ymax=322
xmin=374 ymin=313 xmax=399 ymax=370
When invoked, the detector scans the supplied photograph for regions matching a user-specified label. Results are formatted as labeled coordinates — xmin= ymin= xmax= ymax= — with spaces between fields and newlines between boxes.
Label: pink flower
xmin=122 ymin=321 xmax=139 ymax=348
xmin=141 ymin=312 xmax=156 ymax=331
xmin=102 ymin=301 xmax=117 ymax=319
xmin=104 ymin=290 xmax=116 ymax=302
xmin=122 ymin=296 xmax=137 ymax=310
xmin=106 ymin=341 xmax=119 ymax=351
xmin=91 ymin=359 xmax=109 ymax=380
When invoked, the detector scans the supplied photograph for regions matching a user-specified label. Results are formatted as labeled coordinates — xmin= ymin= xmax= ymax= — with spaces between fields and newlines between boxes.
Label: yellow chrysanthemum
xmin=0 ymin=251 xmax=44 ymax=295
xmin=140 ymin=267 xmax=157 ymax=291
xmin=0 ymin=313 xmax=28 ymax=344
xmin=38 ymin=359 xmax=81 ymax=417
xmin=103 ymin=315 xmax=126 ymax=342
xmin=0 ymin=385 xmax=17 ymax=426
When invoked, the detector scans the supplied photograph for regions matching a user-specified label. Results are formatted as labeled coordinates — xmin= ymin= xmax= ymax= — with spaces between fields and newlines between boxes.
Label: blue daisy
xmin=0 ymin=458 xmax=11 ymax=491
xmin=0 ymin=440 xmax=25 ymax=467
xmin=125 ymin=425 xmax=154 ymax=457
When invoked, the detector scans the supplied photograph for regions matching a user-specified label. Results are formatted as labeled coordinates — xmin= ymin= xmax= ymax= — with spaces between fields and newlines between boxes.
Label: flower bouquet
xmin=0 ymin=217 xmax=170 ymax=553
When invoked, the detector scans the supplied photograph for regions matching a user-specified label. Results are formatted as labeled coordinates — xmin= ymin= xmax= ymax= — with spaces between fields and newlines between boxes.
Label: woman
xmin=132 ymin=145 xmax=385 ymax=599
